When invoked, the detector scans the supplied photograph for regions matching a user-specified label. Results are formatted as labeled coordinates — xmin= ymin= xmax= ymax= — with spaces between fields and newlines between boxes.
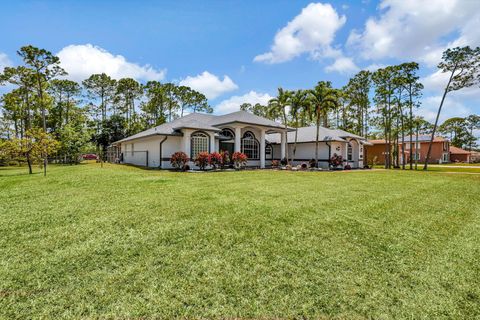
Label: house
xmin=366 ymin=135 xmax=450 ymax=165
xmin=110 ymin=111 xmax=368 ymax=169
xmin=450 ymin=146 xmax=472 ymax=163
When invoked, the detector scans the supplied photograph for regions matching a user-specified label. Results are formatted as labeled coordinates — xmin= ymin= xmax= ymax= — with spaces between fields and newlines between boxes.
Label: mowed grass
xmin=1 ymin=164 xmax=479 ymax=319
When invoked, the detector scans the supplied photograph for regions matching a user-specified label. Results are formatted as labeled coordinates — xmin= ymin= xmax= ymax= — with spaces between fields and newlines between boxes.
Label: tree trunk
xmin=424 ymin=67 xmax=456 ymax=170
xmin=35 ymin=71 xmax=48 ymax=177
xmin=292 ymin=117 xmax=299 ymax=163
xmin=26 ymin=153 xmax=32 ymax=174
xmin=415 ymin=124 xmax=419 ymax=170
xmin=315 ymin=114 xmax=320 ymax=167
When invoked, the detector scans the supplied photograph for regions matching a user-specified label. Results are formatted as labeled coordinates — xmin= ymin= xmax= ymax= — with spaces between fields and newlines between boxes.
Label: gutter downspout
xmin=159 ymin=136 xmax=168 ymax=169
xmin=326 ymin=141 xmax=331 ymax=169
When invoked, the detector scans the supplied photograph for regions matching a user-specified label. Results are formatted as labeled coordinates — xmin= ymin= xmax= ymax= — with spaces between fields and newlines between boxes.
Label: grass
xmin=1 ymin=164 xmax=479 ymax=319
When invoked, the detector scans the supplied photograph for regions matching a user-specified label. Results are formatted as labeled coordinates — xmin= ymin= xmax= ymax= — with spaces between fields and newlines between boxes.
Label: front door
xmin=219 ymin=142 xmax=235 ymax=155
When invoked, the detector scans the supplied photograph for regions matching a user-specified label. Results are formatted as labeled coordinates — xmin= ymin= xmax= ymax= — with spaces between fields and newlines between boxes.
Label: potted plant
xmin=329 ymin=153 xmax=343 ymax=170
xmin=170 ymin=151 xmax=189 ymax=171
xmin=208 ymin=152 xmax=223 ymax=170
xmin=232 ymin=152 xmax=247 ymax=169
xmin=194 ymin=152 xmax=210 ymax=170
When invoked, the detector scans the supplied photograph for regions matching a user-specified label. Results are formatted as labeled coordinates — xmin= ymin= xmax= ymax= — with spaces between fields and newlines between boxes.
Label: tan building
xmin=366 ymin=135 xmax=450 ymax=165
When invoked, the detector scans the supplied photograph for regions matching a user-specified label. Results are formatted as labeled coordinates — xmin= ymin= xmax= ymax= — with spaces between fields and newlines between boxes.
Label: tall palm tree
xmin=268 ymin=88 xmax=291 ymax=163
xmin=289 ymin=90 xmax=308 ymax=162
xmin=308 ymin=81 xmax=339 ymax=167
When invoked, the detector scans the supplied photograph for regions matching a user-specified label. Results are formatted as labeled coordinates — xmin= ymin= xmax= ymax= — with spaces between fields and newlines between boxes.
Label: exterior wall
xmin=366 ymin=141 xmax=449 ymax=165
xmin=450 ymin=153 xmax=470 ymax=163
xmin=120 ymin=135 xmax=183 ymax=168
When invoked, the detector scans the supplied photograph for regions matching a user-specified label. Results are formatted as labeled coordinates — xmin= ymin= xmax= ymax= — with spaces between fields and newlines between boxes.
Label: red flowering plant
xmin=170 ymin=151 xmax=189 ymax=170
xmin=194 ymin=152 xmax=210 ymax=170
xmin=208 ymin=152 xmax=223 ymax=169
xmin=232 ymin=152 xmax=248 ymax=169
xmin=329 ymin=153 xmax=343 ymax=169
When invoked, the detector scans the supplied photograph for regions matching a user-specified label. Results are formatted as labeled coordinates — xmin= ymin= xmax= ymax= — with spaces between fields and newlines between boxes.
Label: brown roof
xmin=369 ymin=136 xmax=446 ymax=144
xmin=450 ymin=146 xmax=471 ymax=155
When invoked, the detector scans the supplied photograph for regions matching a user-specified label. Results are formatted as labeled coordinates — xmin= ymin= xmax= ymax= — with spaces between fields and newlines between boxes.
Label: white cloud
xmin=179 ymin=71 xmax=238 ymax=100
xmin=215 ymin=91 xmax=273 ymax=114
xmin=57 ymin=44 xmax=166 ymax=82
xmin=0 ymin=52 xmax=12 ymax=71
xmin=325 ymin=56 xmax=359 ymax=74
xmin=348 ymin=0 xmax=480 ymax=65
xmin=418 ymin=95 xmax=473 ymax=123
xmin=254 ymin=3 xmax=346 ymax=64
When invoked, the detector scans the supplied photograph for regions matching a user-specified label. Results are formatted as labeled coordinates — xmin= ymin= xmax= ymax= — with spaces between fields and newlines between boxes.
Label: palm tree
xmin=308 ymin=81 xmax=339 ymax=167
xmin=289 ymin=90 xmax=308 ymax=162
xmin=268 ymin=88 xmax=292 ymax=163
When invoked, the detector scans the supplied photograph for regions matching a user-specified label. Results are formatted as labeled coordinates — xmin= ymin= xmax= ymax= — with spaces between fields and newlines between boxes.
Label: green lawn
xmin=1 ymin=164 xmax=479 ymax=319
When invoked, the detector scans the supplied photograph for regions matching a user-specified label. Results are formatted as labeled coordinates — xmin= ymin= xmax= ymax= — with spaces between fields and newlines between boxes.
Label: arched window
xmin=191 ymin=131 xmax=209 ymax=159
xmin=347 ymin=142 xmax=353 ymax=161
xmin=220 ymin=128 xmax=235 ymax=140
xmin=241 ymin=131 xmax=259 ymax=160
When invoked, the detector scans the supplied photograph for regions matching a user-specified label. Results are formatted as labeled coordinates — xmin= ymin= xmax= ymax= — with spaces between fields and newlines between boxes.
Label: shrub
xmin=232 ymin=152 xmax=247 ymax=169
xmin=183 ymin=164 xmax=190 ymax=171
xmin=220 ymin=150 xmax=230 ymax=168
xmin=309 ymin=158 xmax=317 ymax=168
xmin=330 ymin=153 xmax=343 ymax=168
xmin=271 ymin=159 xmax=279 ymax=168
xmin=170 ymin=151 xmax=189 ymax=170
xmin=344 ymin=164 xmax=352 ymax=170
xmin=194 ymin=152 xmax=210 ymax=170
xmin=280 ymin=157 xmax=288 ymax=166
xmin=301 ymin=162 xmax=308 ymax=170
xmin=208 ymin=152 xmax=223 ymax=169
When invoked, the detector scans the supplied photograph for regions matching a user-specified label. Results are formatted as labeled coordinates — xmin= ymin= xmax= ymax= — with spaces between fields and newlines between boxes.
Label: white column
xmin=209 ymin=132 xmax=216 ymax=153
xmin=234 ymin=127 xmax=241 ymax=152
xmin=260 ymin=129 xmax=266 ymax=168
xmin=183 ymin=130 xmax=191 ymax=156
xmin=280 ymin=131 xmax=286 ymax=159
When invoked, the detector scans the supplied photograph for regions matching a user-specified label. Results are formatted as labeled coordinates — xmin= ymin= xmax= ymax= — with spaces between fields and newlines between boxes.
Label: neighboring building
xmin=111 ymin=111 xmax=368 ymax=169
xmin=366 ymin=135 xmax=450 ymax=165
xmin=450 ymin=146 xmax=472 ymax=163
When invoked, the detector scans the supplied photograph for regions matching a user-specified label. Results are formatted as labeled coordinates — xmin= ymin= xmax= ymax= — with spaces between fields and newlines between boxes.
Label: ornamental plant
xmin=232 ymin=152 xmax=247 ymax=169
xmin=271 ymin=159 xmax=279 ymax=168
xmin=194 ymin=152 xmax=210 ymax=170
xmin=170 ymin=151 xmax=189 ymax=170
xmin=330 ymin=153 xmax=343 ymax=168
xmin=220 ymin=150 xmax=230 ymax=168
xmin=208 ymin=152 xmax=223 ymax=169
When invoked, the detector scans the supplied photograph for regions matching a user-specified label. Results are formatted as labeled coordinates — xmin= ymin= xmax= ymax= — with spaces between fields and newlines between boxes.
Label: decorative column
xmin=234 ymin=127 xmax=242 ymax=153
xmin=260 ymin=129 xmax=266 ymax=169
xmin=280 ymin=131 xmax=286 ymax=159
xmin=183 ymin=130 xmax=191 ymax=156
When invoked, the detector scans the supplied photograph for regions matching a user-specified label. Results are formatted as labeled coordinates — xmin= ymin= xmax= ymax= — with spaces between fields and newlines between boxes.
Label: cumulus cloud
xmin=347 ymin=0 xmax=480 ymax=64
xmin=179 ymin=71 xmax=238 ymax=100
xmin=0 ymin=52 xmax=12 ymax=71
xmin=57 ymin=44 xmax=166 ymax=82
xmin=325 ymin=56 xmax=359 ymax=74
xmin=215 ymin=91 xmax=273 ymax=114
xmin=418 ymin=95 xmax=473 ymax=123
xmin=254 ymin=2 xmax=346 ymax=64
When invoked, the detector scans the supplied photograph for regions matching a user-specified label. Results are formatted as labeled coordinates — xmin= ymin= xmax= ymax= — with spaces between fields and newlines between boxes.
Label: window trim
xmin=190 ymin=131 xmax=210 ymax=159
xmin=241 ymin=131 xmax=260 ymax=160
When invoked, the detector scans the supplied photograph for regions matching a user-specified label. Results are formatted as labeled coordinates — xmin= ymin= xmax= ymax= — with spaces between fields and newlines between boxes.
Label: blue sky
xmin=1 ymin=0 xmax=479 ymax=122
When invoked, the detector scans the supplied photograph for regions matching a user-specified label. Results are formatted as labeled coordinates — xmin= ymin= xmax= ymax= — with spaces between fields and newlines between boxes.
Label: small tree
xmin=170 ymin=151 xmax=189 ymax=170
xmin=208 ymin=152 xmax=222 ymax=169
xmin=2 ymin=128 xmax=59 ymax=174
xmin=232 ymin=152 xmax=247 ymax=169
xmin=194 ymin=152 xmax=210 ymax=170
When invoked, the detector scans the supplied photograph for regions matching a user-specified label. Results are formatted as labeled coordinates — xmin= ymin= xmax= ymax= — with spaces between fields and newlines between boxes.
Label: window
xmin=220 ymin=128 xmax=234 ymax=140
xmin=191 ymin=131 xmax=209 ymax=159
xmin=241 ymin=131 xmax=259 ymax=160
xmin=347 ymin=143 xmax=353 ymax=161
xmin=443 ymin=153 xmax=448 ymax=162
xmin=359 ymin=146 xmax=363 ymax=160
xmin=265 ymin=144 xmax=273 ymax=160
xmin=413 ymin=152 xmax=421 ymax=160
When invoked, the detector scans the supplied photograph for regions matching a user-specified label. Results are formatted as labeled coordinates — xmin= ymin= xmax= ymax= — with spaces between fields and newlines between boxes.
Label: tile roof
xmin=266 ymin=126 xmax=367 ymax=144
xmin=450 ymin=146 xmax=471 ymax=154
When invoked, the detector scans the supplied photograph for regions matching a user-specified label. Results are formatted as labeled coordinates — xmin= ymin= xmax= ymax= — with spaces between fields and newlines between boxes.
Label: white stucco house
xmin=110 ymin=111 xmax=369 ymax=169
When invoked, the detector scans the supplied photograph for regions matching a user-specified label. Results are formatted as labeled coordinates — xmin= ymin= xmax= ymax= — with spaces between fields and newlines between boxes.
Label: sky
xmin=1 ymin=0 xmax=479 ymax=123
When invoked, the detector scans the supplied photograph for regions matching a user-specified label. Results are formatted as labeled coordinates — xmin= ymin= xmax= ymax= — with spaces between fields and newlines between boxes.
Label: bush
xmin=183 ymin=164 xmax=190 ymax=171
xmin=220 ymin=151 xmax=230 ymax=168
xmin=344 ymin=164 xmax=352 ymax=170
xmin=309 ymin=158 xmax=317 ymax=168
xmin=232 ymin=152 xmax=247 ymax=169
xmin=208 ymin=152 xmax=223 ymax=169
xmin=194 ymin=152 xmax=210 ymax=170
xmin=280 ymin=157 xmax=288 ymax=166
xmin=271 ymin=159 xmax=279 ymax=168
xmin=330 ymin=153 xmax=343 ymax=168
xmin=301 ymin=162 xmax=308 ymax=170
xmin=170 ymin=152 xmax=189 ymax=170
